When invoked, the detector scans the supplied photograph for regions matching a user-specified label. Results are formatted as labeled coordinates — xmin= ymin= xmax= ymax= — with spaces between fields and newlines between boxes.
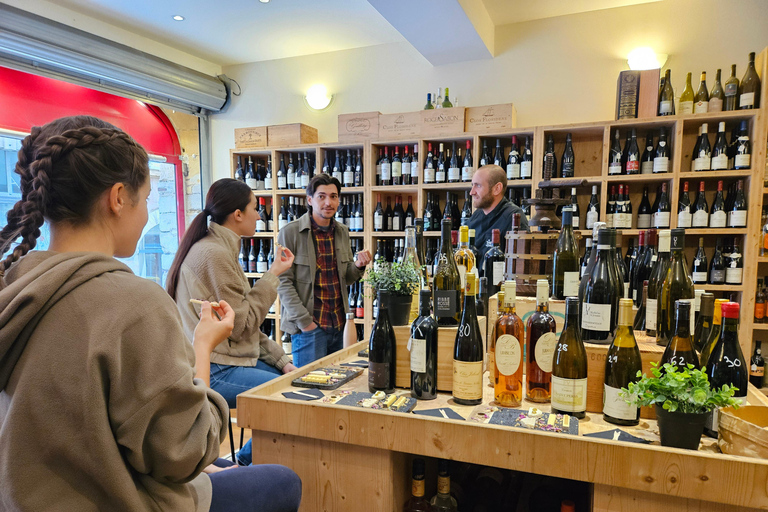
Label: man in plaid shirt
xmin=277 ymin=174 xmax=372 ymax=366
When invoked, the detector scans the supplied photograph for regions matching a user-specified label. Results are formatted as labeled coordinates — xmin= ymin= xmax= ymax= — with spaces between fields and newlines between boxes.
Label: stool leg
xmin=228 ymin=413 xmax=237 ymax=465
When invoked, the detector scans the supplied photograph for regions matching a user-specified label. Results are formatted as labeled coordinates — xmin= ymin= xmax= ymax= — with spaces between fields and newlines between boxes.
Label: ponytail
xmin=165 ymin=210 xmax=210 ymax=300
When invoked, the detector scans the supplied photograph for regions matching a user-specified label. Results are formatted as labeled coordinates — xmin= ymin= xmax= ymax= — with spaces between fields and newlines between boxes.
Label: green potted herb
xmin=621 ymin=362 xmax=742 ymax=450
xmin=363 ymin=259 xmax=422 ymax=326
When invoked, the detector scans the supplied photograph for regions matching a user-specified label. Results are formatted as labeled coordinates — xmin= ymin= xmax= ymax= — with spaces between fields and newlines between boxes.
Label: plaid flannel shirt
xmin=311 ymin=216 xmax=344 ymax=329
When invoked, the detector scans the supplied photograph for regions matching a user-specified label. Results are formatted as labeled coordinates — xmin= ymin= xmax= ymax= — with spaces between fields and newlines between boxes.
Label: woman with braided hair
xmin=0 ymin=116 xmax=301 ymax=512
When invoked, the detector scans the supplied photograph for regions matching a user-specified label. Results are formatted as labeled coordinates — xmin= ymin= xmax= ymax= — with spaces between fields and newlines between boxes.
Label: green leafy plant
xmin=362 ymin=259 xmax=422 ymax=297
xmin=620 ymin=363 xmax=742 ymax=414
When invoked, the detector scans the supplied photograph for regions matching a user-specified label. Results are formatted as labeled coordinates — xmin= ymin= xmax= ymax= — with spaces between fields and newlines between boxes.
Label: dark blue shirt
xmin=467 ymin=197 xmax=529 ymax=262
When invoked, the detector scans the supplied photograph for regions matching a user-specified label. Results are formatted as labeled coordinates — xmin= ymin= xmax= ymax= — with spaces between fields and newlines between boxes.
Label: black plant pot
xmin=655 ymin=404 xmax=708 ymax=450
xmin=381 ymin=292 xmax=413 ymax=326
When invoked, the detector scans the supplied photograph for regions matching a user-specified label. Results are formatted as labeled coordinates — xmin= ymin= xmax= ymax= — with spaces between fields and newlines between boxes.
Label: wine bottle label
xmin=521 ymin=161 xmax=532 ymax=178
xmin=636 ymin=214 xmax=651 ymax=229
xmin=287 ymin=172 xmax=296 ymax=185
xmin=495 ymin=334 xmax=521 ymax=376
xmin=653 ymin=211 xmax=670 ymax=228
xmin=709 ymin=97 xmax=723 ymax=111
xmin=740 ymin=92 xmax=755 ymax=108
xmin=710 ymin=269 xmax=725 ymax=283
xmin=659 ymin=100 xmax=673 ymax=114
xmin=457 ymin=265 xmax=467 ymax=291
xmin=246 ymin=178 xmax=258 ymax=189
xmin=410 ymin=337 xmax=427 ymax=373
xmin=462 ymin=166 xmax=474 ymax=181
xmin=751 ymin=366 xmax=765 ymax=377
xmin=728 ymin=210 xmax=747 ymax=227
xmin=710 ymin=210 xmax=727 ymax=227
xmin=448 ymin=166 xmax=460 ymax=181
xmin=711 ymin=154 xmax=728 ymax=170
xmin=278 ymin=177 xmax=287 ymax=189
xmin=646 ymin=298 xmax=658 ymax=330
xmin=356 ymin=306 xmax=364 ymax=318
xmin=369 ymin=362 xmax=391 ymax=389
xmin=725 ymin=83 xmax=738 ymax=96
xmin=436 ymin=170 xmax=446 ymax=182
xmin=393 ymin=216 xmax=401 ymax=231
xmin=411 ymin=479 xmax=425 ymax=498
xmin=411 ymin=162 xmax=419 ymax=179
xmin=265 ymin=177 xmax=273 ymax=189
xmin=586 ymin=210 xmax=598 ymax=228
xmin=677 ymin=211 xmax=692 ymax=228
xmin=437 ymin=476 xmax=450 ymax=495
xmin=551 ymin=376 xmax=587 ymax=413
xmin=653 ymin=156 xmax=669 ymax=173
xmin=381 ymin=163 xmax=391 ymax=180
xmin=453 ymin=360 xmax=483 ymax=400
xmin=344 ymin=171 xmax=354 ymax=184
xmin=692 ymin=271 xmax=708 ymax=283
xmin=434 ymin=290 xmax=458 ymax=317
xmin=692 ymin=210 xmax=709 ymax=227
xmin=507 ymin=163 xmax=521 ymax=179
xmin=424 ymin=168 xmax=435 ymax=183
xmin=392 ymin=162 xmax=402 ymax=178
xmin=256 ymin=219 xmax=266 ymax=231
xmin=374 ymin=213 xmax=383 ymax=230
xmin=679 ymin=101 xmax=693 ymax=114
xmin=534 ymin=332 xmax=557 ymax=373
xmin=726 ymin=267 xmax=743 ymax=284
xmin=493 ymin=261 xmax=505 ymax=287
xmin=641 ymin=161 xmax=653 ymax=174
xmin=257 ymin=261 xmax=268 ymax=273
xmin=564 ymin=271 xmax=580 ymax=297
xmin=608 ymin=162 xmax=621 ymax=175
xmin=694 ymin=101 xmax=709 ymax=114
xmin=603 ymin=384 xmax=638 ymax=420
xmin=735 ymin=154 xmax=751 ymax=168
xmin=625 ymin=160 xmax=639 ymax=173
xmin=405 ymin=217 xmax=413 ymax=228
xmin=582 ymin=303 xmax=612 ymax=332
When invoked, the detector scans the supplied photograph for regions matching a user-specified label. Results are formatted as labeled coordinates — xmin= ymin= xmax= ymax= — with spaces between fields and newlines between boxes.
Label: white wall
xmin=211 ymin=0 xmax=768 ymax=179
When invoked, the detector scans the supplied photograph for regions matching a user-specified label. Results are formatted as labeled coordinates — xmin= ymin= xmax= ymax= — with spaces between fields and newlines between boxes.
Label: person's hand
xmin=355 ymin=249 xmax=372 ymax=269
xmin=193 ymin=300 xmax=235 ymax=354
xmin=267 ymin=244 xmax=295 ymax=277
xmin=282 ymin=363 xmax=298 ymax=374
xmin=301 ymin=322 xmax=318 ymax=333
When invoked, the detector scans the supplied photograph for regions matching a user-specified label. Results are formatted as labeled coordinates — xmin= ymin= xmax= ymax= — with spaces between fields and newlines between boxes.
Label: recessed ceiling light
xmin=259 ymin=0 xmax=270 ymax=3
xmin=172 ymin=15 xmax=185 ymax=21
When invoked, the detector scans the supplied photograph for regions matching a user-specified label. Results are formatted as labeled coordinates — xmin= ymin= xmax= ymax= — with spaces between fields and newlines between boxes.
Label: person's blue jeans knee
xmin=209 ymin=458 xmax=302 ymax=512
xmin=291 ymin=326 xmax=343 ymax=367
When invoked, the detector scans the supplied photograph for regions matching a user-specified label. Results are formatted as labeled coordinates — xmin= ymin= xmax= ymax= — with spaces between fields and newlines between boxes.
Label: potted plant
xmin=621 ymin=363 xmax=742 ymax=450
xmin=363 ymin=259 xmax=422 ymax=326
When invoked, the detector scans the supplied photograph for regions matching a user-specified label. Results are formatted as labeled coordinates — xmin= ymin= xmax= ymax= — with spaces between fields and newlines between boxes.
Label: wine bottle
xmin=756 ymin=278 xmax=766 ymax=324
xmin=286 ymin=153 xmax=296 ymax=189
xmin=636 ymin=187 xmax=652 ymax=229
xmin=448 ymin=141 xmax=460 ymax=183
xmin=629 ymin=231 xmax=645 ymax=302
xmin=750 ymin=340 xmax=765 ymax=389
xmin=276 ymin=155 xmax=287 ymax=190
xmin=653 ymin=182 xmax=671 ymax=229
xmin=503 ymin=135 xmax=520 ymax=180
xmin=257 ymin=239 xmax=268 ymax=273
xmin=652 ymin=127 xmax=670 ymax=173
xmin=660 ymin=300 xmax=700 ymax=369
xmin=586 ymin=185 xmax=600 ymax=229
xmin=726 ymin=240 xmax=743 ymax=284
xmin=694 ymin=71 xmax=709 ymax=113
xmin=373 ymin=194 xmax=384 ymax=232
xmin=483 ymin=229 xmax=505 ymax=297
xmin=679 ymin=72 xmax=695 ymax=114
xmin=494 ymin=138 xmax=505 ymax=168
xmin=410 ymin=289 xmax=438 ymax=400
xmin=658 ymin=228 xmax=695 ymax=347
xmin=645 ymin=229 xmax=669 ymax=337
xmin=709 ymin=180 xmax=727 ymax=228
xmin=461 ymin=140 xmax=474 ymax=182
xmin=734 ymin=120 xmax=751 ymax=170
xmin=569 ymin=188 xmax=581 ymax=229
xmin=436 ymin=143 xmax=447 ymax=183
xmin=724 ymin=64 xmax=740 ymax=111
xmin=728 ymin=180 xmax=747 ymax=228
xmin=302 ymin=152 xmax=311 ymax=189
xmin=704 ymin=302 xmax=748 ymax=437
xmin=434 ymin=219 xmax=461 ymax=326
xmin=580 ymin=238 xmax=592 ymax=278
xmin=625 ymin=129 xmax=640 ymax=174
xmin=552 ymin=208 xmax=580 ymax=300
xmin=392 ymin=196 xmax=405 ymax=232
xmin=691 ymin=237 xmax=708 ymax=284
xmin=690 ymin=181 xmax=708 ymax=228
xmin=526 ymin=279 xmax=557 ymax=403
xmin=385 ymin=197 xmax=394 ymax=231
xmin=403 ymin=459 xmax=431 ymax=512
xmin=255 ymin=197 xmax=267 ymax=232
xmin=658 ymin=68 xmax=675 ymax=115
xmin=709 ymin=68 xmax=725 ymax=112
xmin=380 ymin=147 xmax=391 ymax=186
xmin=710 ymin=122 xmax=729 ymax=170
xmin=494 ymin=280 xmax=525 ymax=407
xmin=429 ymin=460 xmax=458 ymax=512
xmin=551 ymin=297 xmax=588 ymax=418
xmin=608 ymin=129 xmax=622 ymax=175
xmin=693 ymin=292 xmax=715 ymax=353
xmin=701 ymin=298 xmax=728 ymax=366
xmin=694 ymin=123 xmax=712 ymax=171
xmin=369 ymin=290 xmax=396 ymax=393
xmin=561 ymin=133 xmax=575 ymax=178
xmin=245 ymin=156 xmax=258 ymax=190
xmin=641 ymin=132 xmax=654 ymax=174
xmin=739 ymin=51 xmax=761 ymax=109
xmin=634 ymin=281 xmax=649 ymax=331
xmin=604 ymin=298 xmax=643 ymax=426
xmin=454 ymin=226 xmax=475 ymax=305
xmin=708 ymin=238 xmax=726 ymax=284
xmin=677 ymin=181 xmax=692 ymax=228
xmin=582 ymin=229 xmax=620 ymax=344
xmin=452 ymin=273 xmax=483 ymax=406
xmin=578 ymin=222 xmax=606 ymax=319
xmin=239 ymin=239 xmax=249 ymax=272
xmin=521 ymin=137 xmax=533 ymax=179
xmin=247 ymin=238 xmax=258 ymax=273
xmin=234 ymin=156 xmax=245 ymax=183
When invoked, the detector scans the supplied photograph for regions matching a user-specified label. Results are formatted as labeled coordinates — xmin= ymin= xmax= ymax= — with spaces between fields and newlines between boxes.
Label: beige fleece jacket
xmin=0 ymin=251 xmax=228 ymax=512
xmin=175 ymin=222 xmax=290 ymax=370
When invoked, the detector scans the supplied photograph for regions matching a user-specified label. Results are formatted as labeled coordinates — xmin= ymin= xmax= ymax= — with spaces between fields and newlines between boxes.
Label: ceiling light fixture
xmin=627 ymin=47 xmax=668 ymax=70
xmin=172 ymin=15 xmax=185 ymax=21
xmin=259 ymin=0 xmax=270 ymax=3
xmin=304 ymin=84 xmax=333 ymax=111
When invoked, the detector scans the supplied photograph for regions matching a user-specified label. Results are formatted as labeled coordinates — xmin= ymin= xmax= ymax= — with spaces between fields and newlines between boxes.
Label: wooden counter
xmin=238 ymin=342 xmax=768 ymax=511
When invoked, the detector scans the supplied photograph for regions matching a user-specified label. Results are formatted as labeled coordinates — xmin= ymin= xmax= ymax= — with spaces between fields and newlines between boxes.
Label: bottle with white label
xmin=658 ymin=228 xmax=695 ymax=348
xmin=526 ymin=280 xmax=557 ymax=403
xmin=652 ymin=127 xmax=670 ymax=173
xmin=709 ymin=180 xmax=727 ymax=228
xmin=482 ymin=228 xmax=505 ymax=297
xmin=726 ymin=241 xmax=743 ymax=284
xmin=739 ymin=51 xmax=761 ymax=110
xmin=552 ymin=297 xmax=588 ymax=418
xmin=677 ymin=181 xmax=692 ymax=228
xmin=494 ymin=280 xmax=525 ymax=407
xmin=507 ymin=136 xmax=521 ymax=179
xmin=586 ymin=186 xmax=600 ymax=229
xmin=653 ymin=182 xmax=671 ymax=229
xmin=734 ymin=120 xmax=751 ymax=170
xmin=582 ymin=229 xmax=620 ymax=345
xmin=552 ymin=208 xmax=580 ymax=300
xmin=694 ymin=123 xmax=712 ymax=171
xmin=410 ymin=289 xmax=438 ymax=400
xmin=520 ymin=137 xmax=533 ymax=179
xmin=691 ymin=237 xmax=708 ymax=284
xmin=452 ymin=273 xmax=484 ymax=405
xmin=604 ymin=298 xmax=642 ymax=426
xmin=728 ymin=180 xmax=747 ymax=228
xmin=711 ymin=122 xmax=729 ymax=170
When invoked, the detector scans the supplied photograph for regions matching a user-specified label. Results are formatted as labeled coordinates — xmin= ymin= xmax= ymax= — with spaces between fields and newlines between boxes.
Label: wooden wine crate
xmin=267 ymin=123 xmax=318 ymax=147
xmin=234 ymin=126 xmax=268 ymax=149
xmin=378 ymin=111 xmax=421 ymax=139
xmin=338 ymin=111 xmax=380 ymax=142
xmin=464 ymin=103 xmax=517 ymax=133
xmin=504 ymin=232 xmax=581 ymax=296
xmin=419 ymin=107 xmax=466 ymax=137
xmin=393 ymin=317 xmax=487 ymax=392
xmin=615 ymin=69 xmax=660 ymax=120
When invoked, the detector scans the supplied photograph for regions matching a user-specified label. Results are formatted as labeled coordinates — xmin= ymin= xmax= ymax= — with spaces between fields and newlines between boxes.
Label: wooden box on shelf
xmin=464 ymin=103 xmax=517 ymax=133
xmin=392 ymin=317 xmax=487 ymax=392
xmin=267 ymin=123 xmax=318 ymax=147
xmin=234 ymin=126 xmax=268 ymax=149
xmin=338 ymin=111 xmax=380 ymax=142
xmin=378 ymin=111 xmax=421 ymax=139
xmin=419 ymin=106 xmax=466 ymax=137
xmin=615 ymin=69 xmax=659 ymax=120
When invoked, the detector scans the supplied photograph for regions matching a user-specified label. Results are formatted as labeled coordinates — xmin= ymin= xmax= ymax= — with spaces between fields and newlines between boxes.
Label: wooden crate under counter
xmin=267 ymin=123 xmax=318 ymax=146
xmin=393 ymin=317 xmax=487 ymax=392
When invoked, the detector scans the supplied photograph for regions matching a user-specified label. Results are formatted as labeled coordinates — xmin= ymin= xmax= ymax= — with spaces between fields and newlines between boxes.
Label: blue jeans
xmin=291 ymin=326 xmax=343 ymax=367
xmin=210 ymin=458 xmax=301 ymax=512
xmin=210 ymin=361 xmax=283 ymax=466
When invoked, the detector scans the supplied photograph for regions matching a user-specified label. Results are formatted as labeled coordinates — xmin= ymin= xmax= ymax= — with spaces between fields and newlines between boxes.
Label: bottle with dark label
xmin=561 ymin=133 xmax=575 ymax=178
xmin=750 ymin=340 xmax=765 ymax=389
xmin=403 ymin=458 xmax=431 ymax=512
xmin=526 ymin=279 xmax=557 ymax=403
xmin=658 ymin=69 xmax=675 ymax=115
xmin=694 ymin=71 xmax=709 ymax=113
xmin=453 ymin=273 xmax=483 ymax=405
xmin=551 ymin=297 xmax=588 ymax=418
xmin=693 ymin=292 xmax=715 ymax=353
xmin=660 ymin=300 xmax=700 ymax=369
xmin=582 ymin=229 xmax=620 ymax=344
xmin=709 ymin=68 xmax=725 ymax=112
xmin=552 ymin=208 xmax=580 ymax=300
xmin=739 ymin=51 xmax=761 ymax=109
xmin=658 ymin=229 xmax=695 ymax=347
xmin=368 ymin=290 xmax=396 ymax=393
xmin=724 ymin=64 xmax=740 ymax=111
xmin=433 ymin=219 xmax=461 ymax=326
xmin=691 ymin=237 xmax=708 ymax=284
xmin=410 ymin=289 xmax=438 ymax=400
xmin=653 ymin=127 xmax=670 ymax=173
xmin=483 ymin=228 xmax=505 ymax=296
xmin=709 ymin=237 xmax=726 ymax=284
xmin=605 ymin=298 xmax=643 ymax=426
xmin=494 ymin=280 xmax=525 ymax=407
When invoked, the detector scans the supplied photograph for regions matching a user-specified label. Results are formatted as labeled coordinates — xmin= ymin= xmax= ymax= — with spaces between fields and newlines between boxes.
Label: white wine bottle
xmin=551 ymin=297 xmax=588 ymax=418
xmin=453 ymin=273 xmax=483 ymax=406
xmin=604 ymin=298 xmax=643 ymax=426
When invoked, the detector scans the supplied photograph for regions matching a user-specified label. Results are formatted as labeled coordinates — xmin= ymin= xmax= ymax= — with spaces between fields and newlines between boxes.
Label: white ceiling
xmin=481 ymin=0 xmax=663 ymax=26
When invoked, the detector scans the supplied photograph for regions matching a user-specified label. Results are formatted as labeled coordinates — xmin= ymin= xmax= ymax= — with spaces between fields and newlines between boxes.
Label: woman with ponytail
xmin=0 ymin=116 xmax=301 ymax=512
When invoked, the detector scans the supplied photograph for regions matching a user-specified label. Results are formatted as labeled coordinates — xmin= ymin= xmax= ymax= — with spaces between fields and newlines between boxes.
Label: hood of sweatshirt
xmin=0 ymin=251 xmax=132 ymax=391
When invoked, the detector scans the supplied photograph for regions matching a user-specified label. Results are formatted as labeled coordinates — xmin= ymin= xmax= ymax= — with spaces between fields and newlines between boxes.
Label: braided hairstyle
xmin=0 ymin=115 xmax=149 ymax=273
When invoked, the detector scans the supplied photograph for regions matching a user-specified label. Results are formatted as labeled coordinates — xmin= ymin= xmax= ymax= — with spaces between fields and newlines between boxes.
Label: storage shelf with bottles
xmin=540 ymin=124 xmax=605 ymax=181
xmin=693 ymin=284 xmax=744 ymax=292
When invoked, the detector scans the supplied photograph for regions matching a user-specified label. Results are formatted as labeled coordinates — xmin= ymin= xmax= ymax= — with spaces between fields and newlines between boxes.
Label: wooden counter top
xmin=238 ymin=342 xmax=768 ymax=510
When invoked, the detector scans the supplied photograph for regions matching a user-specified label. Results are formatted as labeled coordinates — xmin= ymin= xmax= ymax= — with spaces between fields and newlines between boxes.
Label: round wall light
xmin=304 ymin=84 xmax=333 ymax=111
xmin=627 ymin=47 xmax=668 ymax=70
